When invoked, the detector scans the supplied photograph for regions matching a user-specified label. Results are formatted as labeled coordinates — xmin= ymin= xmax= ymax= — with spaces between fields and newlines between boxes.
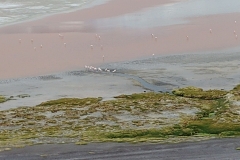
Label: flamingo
xmin=59 ymin=34 xmax=64 ymax=39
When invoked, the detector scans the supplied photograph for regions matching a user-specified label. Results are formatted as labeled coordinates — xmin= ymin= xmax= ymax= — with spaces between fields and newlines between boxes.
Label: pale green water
xmin=0 ymin=0 xmax=109 ymax=27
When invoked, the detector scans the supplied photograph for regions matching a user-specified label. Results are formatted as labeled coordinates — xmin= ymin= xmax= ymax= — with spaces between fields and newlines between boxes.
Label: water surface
xmin=92 ymin=0 xmax=240 ymax=29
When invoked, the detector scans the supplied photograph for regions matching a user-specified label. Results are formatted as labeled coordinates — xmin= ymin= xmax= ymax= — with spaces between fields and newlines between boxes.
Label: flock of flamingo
xmin=16 ymin=19 xmax=238 ymax=74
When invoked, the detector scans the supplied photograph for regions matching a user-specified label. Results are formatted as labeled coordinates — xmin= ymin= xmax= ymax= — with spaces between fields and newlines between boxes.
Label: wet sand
xmin=0 ymin=0 xmax=239 ymax=79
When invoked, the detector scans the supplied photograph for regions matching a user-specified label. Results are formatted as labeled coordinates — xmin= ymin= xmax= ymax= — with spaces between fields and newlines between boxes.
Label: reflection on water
xmin=92 ymin=0 xmax=240 ymax=29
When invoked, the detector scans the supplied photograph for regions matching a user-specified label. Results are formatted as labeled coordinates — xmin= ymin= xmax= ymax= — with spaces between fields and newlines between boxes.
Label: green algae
xmin=1 ymin=85 xmax=240 ymax=149
xmin=38 ymin=97 xmax=102 ymax=106
xmin=172 ymin=86 xmax=227 ymax=100
xmin=0 ymin=96 xmax=8 ymax=103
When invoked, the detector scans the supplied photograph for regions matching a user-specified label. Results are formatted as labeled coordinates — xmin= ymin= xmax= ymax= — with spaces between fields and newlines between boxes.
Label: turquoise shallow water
xmin=0 ymin=0 xmax=109 ymax=27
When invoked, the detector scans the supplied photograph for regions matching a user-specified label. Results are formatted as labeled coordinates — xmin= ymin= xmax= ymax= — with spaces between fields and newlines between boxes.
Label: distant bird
xmin=59 ymin=34 xmax=64 ymax=39
xmin=19 ymin=39 xmax=21 ymax=43
xmin=98 ymin=36 xmax=101 ymax=41
xmin=155 ymin=37 xmax=158 ymax=41
xmin=90 ymin=44 xmax=93 ymax=49
xmin=101 ymin=45 xmax=103 ymax=50
xmin=64 ymin=43 xmax=67 ymax=47
xmin=209 ymin=29 xmax=212 ymax=33
xmin=34 ymin=47 xmax=37 ymax=51
xmin=102 ymin=55 xmax=105 ymax=62
xmin=112 ymin=70 xmax=116 ymax=73
xmin=151 ymin=33 xmax=154 ymax=38
xmin=40 ymin=44 xmax=43 ymax=48
xmin=152 ymin=53 xmax=155 ymax=57
xmin=31 ymin=39 xmax=33 ymax=43
xmin=234 ymin=30 xmax=236 ymax=35
xmin=236 ymin=35 xmax=238 ymax=39
xmin=98 ymin=68 xmax=102 ymax=71
xmin=186 ymin=36 xmax=189 ymax=40
xmin=235 ymin=20 xmax=237 ymax=24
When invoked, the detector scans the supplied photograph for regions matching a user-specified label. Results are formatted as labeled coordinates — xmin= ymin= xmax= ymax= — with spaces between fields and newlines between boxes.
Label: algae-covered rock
xmin=0 ymin=96 xmax=7 ymax=103
xmin=172 ymin=86 xmax=227 ymax=100
xmin=232 ymin=84 xmax=240 ymax=91
xmin=17 ymin=94 xmax=30 ymax=98
xmin=37 ymin=97 xmax=102 ymax=106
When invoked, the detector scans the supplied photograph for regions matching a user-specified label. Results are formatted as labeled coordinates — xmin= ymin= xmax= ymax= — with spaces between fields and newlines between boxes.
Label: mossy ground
xmin=0 ymin=86 xmax=240 ymax=151
xmin=0 ymin=96 xmax=8 ymax=103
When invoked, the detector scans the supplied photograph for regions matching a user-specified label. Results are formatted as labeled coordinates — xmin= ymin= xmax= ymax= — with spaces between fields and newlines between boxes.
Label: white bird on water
xmin=209 ymin=29 xmax=212 ymax=33
xmin=90 ymin=44 xmax=93 ymax=49
xmin=59 ymin=34 xmax=64 ymax=39
xmin=151 ymin=33 xmax=154 ymax=38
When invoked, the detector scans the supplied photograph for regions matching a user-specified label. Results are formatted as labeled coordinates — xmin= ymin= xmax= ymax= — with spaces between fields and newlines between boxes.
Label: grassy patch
xmin=1 ymin=84 xmax=240 ymax=149
xmin=172 ymin=86 xmax=227 ymax=100
xmin=187 ymin=119 xmax=240 ymax=135
xmin=37 ymin=97 xmax=102 ymax=106
xmin=0 ymin=96 xmax=7 ymax=103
